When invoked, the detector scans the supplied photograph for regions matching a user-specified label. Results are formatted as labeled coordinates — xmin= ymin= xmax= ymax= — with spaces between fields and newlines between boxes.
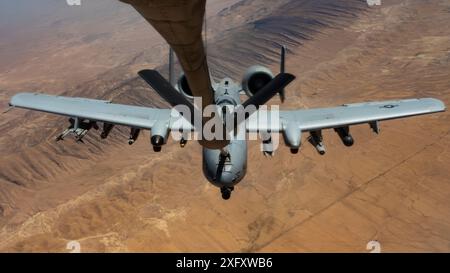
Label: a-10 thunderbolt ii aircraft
xmin=8 ymin=0 xmax=446 ymax=199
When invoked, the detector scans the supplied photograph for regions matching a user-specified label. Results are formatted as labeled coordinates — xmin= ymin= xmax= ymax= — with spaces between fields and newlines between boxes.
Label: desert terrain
xmin=0 ymin=0 xmax=449 ymax=252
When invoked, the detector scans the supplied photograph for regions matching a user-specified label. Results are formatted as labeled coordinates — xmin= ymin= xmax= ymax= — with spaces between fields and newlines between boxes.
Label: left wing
xmin=10 ymin=92 xmax=171 ymax=129
xmin=246 ymin=98 xmax=446 ymax=153
xmin=9 ymin=92 xmax=192 ymax=148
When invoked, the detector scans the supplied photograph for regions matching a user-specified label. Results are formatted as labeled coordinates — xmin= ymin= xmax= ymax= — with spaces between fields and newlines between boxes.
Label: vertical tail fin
xmin=279 ymin=45 xmax=287 ymax=102
xmin=169 ymin=47 xmax=175 ymax=87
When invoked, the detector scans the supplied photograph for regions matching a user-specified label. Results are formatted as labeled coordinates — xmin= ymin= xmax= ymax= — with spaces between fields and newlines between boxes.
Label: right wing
xmin=246 ymin=98 xmax=446 ymax=152
xmin=280 ymin=98 xmax=446 ymax=132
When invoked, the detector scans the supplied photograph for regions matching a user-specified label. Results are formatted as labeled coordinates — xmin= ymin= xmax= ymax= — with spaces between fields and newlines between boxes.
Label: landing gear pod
xmin=283 ymin=122 xmax=302 ymax=152
xmin=150 ymin=121 xmax=169 ymax=152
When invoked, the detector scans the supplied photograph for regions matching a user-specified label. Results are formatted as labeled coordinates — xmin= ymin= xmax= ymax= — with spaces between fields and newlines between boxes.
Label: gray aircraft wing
xmin=246 ymin=98 xmax=445 ymax=150
xmin=9 ymin=93 xmax=446 ymax=152
xmin=9 ymin=92 xmax=192 ymax=132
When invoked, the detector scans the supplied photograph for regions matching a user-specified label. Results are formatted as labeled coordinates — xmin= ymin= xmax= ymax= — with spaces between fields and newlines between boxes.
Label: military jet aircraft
xmin=8 ymin=0 xmax=446 ymax=199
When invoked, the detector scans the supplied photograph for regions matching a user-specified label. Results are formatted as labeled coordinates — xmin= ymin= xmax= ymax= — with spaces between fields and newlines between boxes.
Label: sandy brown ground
xmin=0 ymin=0 xmax=449 ymax=252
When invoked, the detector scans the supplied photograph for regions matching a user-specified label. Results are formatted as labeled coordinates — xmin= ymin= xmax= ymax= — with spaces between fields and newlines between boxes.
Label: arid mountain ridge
xmin=0 ymin=0 xmax=449 ymax=252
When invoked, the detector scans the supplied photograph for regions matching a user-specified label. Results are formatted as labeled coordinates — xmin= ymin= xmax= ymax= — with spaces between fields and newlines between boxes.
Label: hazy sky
xmin=0 ymin=0 xmax=63 ymax=26
xmin=0 ymin=0 xmax=127 ymax=29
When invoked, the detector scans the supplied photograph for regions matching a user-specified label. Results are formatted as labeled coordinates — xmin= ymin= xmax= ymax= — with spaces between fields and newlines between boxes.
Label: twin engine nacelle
xmin=177 ymin=73 xmax=194 ymax=100
xmin=241 ymin=65 xmax=274 ymax=97
xmin=178 ymin=66 xmax=274 ymax=99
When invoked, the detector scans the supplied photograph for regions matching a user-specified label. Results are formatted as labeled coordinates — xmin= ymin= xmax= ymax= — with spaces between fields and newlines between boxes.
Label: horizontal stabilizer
xmin=138 ymin=69 xmax=195 ymax=116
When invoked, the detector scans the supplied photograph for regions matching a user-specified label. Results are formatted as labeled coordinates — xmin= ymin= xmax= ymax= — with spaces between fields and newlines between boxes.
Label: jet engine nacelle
xmin=242 ymin=65 xmax=274 ymax=97
xmin=177 ymin=73 xmax=194 ymax=100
